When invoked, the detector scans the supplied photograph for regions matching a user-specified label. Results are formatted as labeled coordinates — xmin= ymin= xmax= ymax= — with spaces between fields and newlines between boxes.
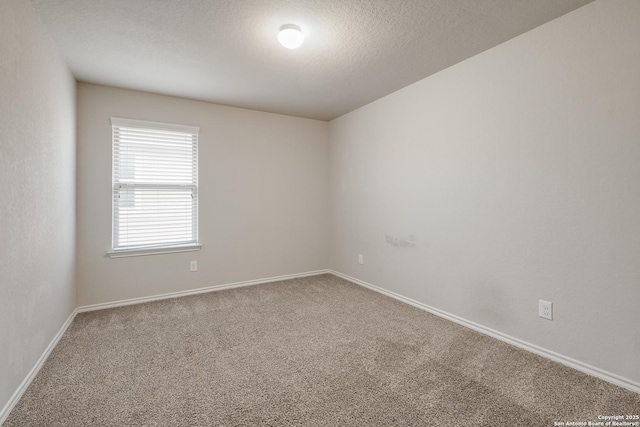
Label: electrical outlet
xmin=539 ymin=300 xmax=552 ymax=320
xmin=358 ymin=254 xmax=364 ymax=265
xmin=190 ymin=261 xmax=198 ymax=272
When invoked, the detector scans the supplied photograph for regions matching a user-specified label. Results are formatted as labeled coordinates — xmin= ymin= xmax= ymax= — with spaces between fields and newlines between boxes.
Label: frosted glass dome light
xmin=278 ymin=24 xmax=304 ymax=49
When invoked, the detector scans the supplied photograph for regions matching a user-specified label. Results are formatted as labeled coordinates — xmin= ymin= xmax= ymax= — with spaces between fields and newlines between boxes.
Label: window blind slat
xmin=112 ymin=117 xmax=199 ymax=251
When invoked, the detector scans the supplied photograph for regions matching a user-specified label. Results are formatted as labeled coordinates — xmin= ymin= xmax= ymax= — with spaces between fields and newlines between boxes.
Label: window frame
xmin=108 ymin=117 xmax=201 ymax=258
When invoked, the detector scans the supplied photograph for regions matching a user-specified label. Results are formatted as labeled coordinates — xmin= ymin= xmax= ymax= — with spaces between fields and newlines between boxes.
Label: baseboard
xmin=0 ymin=308 xmax=79 ymax=426
xmin=5 ymin=267 xmax=634 ymax=426
xmin=77 ymin=269 xmax=330 ymax=313
xmin=329 ymin=270 xmax=640 ymax=395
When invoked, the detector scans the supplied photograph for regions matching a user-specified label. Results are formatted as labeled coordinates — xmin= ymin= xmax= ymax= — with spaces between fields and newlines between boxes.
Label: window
xmin=110 ymin=117 xmax=200 ymax=256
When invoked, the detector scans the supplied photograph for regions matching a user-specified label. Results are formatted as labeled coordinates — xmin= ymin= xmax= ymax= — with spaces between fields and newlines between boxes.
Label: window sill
xmin=107 ymin=244 xmax=202 ymax=259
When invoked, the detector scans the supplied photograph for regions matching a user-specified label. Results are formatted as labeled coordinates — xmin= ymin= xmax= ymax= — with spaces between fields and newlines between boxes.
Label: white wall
xmin=77 ymin=83 xmax=329 ymax=305
xmin=329 ymin=0 xmax=640 ymax=385
xmin=0 ymin=0 xmax=77 ymax=415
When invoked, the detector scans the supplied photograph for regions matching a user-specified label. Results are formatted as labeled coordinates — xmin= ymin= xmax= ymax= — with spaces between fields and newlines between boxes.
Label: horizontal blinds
xmin=111 ymin=118 xmax=199 ymax=251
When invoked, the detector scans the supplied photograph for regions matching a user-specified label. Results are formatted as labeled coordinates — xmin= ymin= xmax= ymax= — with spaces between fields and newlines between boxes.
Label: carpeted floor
xmin=5 ymin=274 xmax=639 ymax=426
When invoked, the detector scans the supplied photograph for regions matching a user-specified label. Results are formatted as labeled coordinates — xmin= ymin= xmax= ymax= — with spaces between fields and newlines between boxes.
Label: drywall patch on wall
xmin=385 ymin=234 xmax=416 ymax=249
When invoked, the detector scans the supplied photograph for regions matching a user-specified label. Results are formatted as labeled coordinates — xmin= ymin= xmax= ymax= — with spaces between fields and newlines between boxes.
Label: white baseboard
xmin=4 ymin=267 xmax=634 ymax=426
xmin=76 ymin=269 xmax=330 ymax=313
xmin=329 ymin=270 xmax=640 ymax=395
xmin=0 ymin=308 xmax=79 ymax=426
xmin=0 ymin=269 xmax=329 ymax=424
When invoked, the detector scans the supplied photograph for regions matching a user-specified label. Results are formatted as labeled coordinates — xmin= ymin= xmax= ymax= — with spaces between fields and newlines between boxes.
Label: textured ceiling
xmin=31 ymin=0 xmax=594 ymax=120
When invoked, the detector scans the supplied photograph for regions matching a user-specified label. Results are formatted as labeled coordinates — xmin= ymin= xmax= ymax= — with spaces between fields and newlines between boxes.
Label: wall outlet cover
xmin=539 ymin=300 xmax=552 ymax=320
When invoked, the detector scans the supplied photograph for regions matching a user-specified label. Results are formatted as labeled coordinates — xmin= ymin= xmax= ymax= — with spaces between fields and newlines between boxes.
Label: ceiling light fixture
xmin=278 ymin=24 xmax=303 ymax=49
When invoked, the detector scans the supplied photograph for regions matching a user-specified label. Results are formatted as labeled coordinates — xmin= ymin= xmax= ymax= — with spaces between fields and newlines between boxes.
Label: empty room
xmin=1 ymin=0 xmax=639 ymax=425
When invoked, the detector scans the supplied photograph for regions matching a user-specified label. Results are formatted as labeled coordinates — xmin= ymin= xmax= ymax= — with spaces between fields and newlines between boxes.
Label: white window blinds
xmin=111 ymin=117 xmax=199 ymax=252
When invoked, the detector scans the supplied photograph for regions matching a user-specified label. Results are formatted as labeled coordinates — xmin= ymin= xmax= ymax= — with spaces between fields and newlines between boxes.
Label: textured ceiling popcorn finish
xmin=31 ymin=0 xmax=594 ymax=120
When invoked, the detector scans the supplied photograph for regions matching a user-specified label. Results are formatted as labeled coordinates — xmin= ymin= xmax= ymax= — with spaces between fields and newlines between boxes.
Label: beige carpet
xmin=5 ymin=274 xmax=639 ymax=426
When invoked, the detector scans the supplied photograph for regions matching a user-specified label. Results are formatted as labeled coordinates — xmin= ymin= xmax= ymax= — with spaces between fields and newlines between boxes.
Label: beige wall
xmin=76 ymin=83 xmax=329 ymax=305
xmin=329 ymin=0 xmax=640 ymax=384
xmin=0 ymin=0 xmax=77 ymax=415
